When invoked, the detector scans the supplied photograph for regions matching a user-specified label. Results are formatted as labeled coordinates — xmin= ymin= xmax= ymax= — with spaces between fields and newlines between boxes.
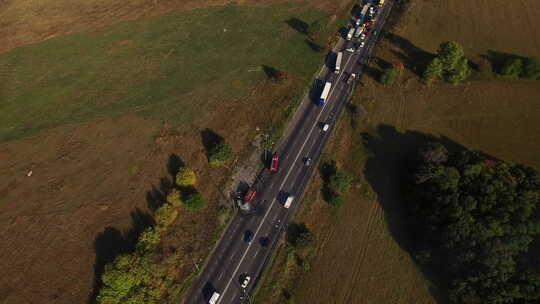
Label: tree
xmin=408 ymin=142 xmax=540 ymax=304
xmin=523 ymin=57 xmax=540 ymax=80
xmin=286 ymin=223 xmax=314 ymax=248
xmin=437 ymin=41 xmax=465 ymax=71
xmin=154 ymin=203 xmax=178 ymax=227
xmin=423 ymin=57 xmax=444 ymax=83
xmin=135 ymin=227 xmax=161 ymax=253
xmin=380 ymin=66 xmax=397 ymax=85
xmin=184 ymin=192 xmax=205 ymax=210
xmin=448 ymin=57 xmax=470 ymax=84
xmin=209 ymin=142 xmax=233 ymax=166
xmin=501 ymin=58 xmax=523 ymax=78
xmin=176 ymin=167 xmax=197 ymax=186
xmin=166 ymin=188 xmax=182 ymax=207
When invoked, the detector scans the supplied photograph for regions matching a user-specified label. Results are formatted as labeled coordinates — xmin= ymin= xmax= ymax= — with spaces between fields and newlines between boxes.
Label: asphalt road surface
xmin=184 ymin=1 xmax=393 ymax=303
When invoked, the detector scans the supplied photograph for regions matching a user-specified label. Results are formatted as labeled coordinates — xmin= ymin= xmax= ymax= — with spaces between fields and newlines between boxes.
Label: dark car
xmin=244 ymin=230 xmax=254 ymax=243
xmin=259 ymin=237 xmax=270 ymax=247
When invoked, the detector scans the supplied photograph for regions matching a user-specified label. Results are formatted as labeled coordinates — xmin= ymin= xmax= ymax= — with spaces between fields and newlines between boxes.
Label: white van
xmin=209 ymin=292 xmax=220 ymax=304
xmin=284 ymin=195 xmax=294 ymax=209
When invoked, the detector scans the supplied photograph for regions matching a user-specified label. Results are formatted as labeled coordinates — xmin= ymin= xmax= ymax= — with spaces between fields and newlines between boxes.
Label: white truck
xmin=346 ymin=27 xmax=355 ymax=41
xmin=360 ymin=4 xmax=370 ymax=22
xmin=335 ymin=52 xmax=343 ymax=74
xmin=319 ymin=82 xmax=332 ymax=105
xmin=284 ymin=195 xmax=294 ymax=209
xmin=209 ymin=292 xmax=220 ymax=304
xmin=354 ymin=25 xmax=364 ymax=38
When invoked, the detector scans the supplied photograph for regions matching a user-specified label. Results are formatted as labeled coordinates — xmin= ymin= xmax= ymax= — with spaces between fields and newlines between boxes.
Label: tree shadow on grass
xmin=361 ymin=124 xmax=466 ymax=304
xmin=386 ymin=32 xmax=435 ymax=77
xmin=305 ymin=39 xmax=323 ymax=53
xmin=285 ymin=17 xmax=309 ymax=35
xmin=200 ymin=128 xmax=224 ymax=161
xmin=482 ymin=49 xmax=525 ymax=74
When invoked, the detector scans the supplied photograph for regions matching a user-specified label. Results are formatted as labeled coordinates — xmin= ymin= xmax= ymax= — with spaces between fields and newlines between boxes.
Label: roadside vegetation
xmin=320 ymin=160 xmax=352 ymax=208
xmin=97 ymin=166 xmax=205 ymax=303
xmin=409 ymin=143 xmax=540 ymax=304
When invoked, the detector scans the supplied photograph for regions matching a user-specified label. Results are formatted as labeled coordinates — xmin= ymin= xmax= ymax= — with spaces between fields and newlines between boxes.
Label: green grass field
xmin=0 ymin=3 xmax=330 ymax=142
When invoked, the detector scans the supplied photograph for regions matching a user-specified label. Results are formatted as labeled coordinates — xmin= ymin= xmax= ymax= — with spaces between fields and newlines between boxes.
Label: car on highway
xmin=360 ymin=33 xmax=366 ymax=41
xmin=304 ymin=157 xmax=312 ymax=166
xmin=259 ymin=236 xmax=270 ymax=247
xmin=240 ymin=275 xmax=251 ymax=289
xmin=346 ymin=73 xmax=357 ymax=85
xmin=269 ymin=153 xmax=279 ymax=172
xmin=209 ymin=291 xmax=220 ymax=304
xmin=243 ymin=188 xmax=256 ymax=202
xmin=359 ymin=41 xmax=365 ymax=49
xmin=322 ymin=123 xmax=330 ymax=132
xmin=243 ymin=230 xmax=254 ymax=243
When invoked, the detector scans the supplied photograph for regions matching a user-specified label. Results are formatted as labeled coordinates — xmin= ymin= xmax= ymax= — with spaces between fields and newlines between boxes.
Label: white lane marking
xmin=217 ymin=42 xmax=354 ymax=304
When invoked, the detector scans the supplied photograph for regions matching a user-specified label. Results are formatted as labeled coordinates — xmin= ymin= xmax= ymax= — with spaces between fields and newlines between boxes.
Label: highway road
xmin=184 ymin=1 xmax=393 ymax=303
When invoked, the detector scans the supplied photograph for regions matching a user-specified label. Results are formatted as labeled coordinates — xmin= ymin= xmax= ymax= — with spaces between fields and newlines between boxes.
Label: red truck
xmin=269 ymin=153 xmax=280 ymax=172
xmin=243 ymin=189 xmax=257 ymax=202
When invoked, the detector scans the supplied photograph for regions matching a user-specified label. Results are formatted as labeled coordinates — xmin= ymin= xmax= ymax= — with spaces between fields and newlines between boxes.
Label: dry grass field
xmin=256 ymin=0 xmax=540 ymax=303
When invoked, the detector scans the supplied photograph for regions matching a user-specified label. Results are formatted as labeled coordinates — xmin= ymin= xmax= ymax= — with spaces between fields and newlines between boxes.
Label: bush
xmin=380 ymin=66 xmax=397 ymax=85
xmin=501 ymin=58 xmax=523 ymax=78
xmin=327 ymin=193 xmax=344 ymax=208
xmin=154 ymin=203 xmax=178 ymax=227
xmin=448 ymin=57 xmax=470 ymax=84
xmin=286 ymin=223 xmax=314 ymax=248
xmin=175 ymin=167 xmax=197 ymax=186
xmin=437 ymin=41 xmax=465 ymax=71
xmin=208 ymin=143 xmax=233 ymax=166
xmin=166 ymin=188 xmax=182 ymax=207
xmin=423 ymin=57 xmax=444 ymax=83
xmin=184 ymin=192 xmax=205 ymax=210
xmin=328 ymin=170 xmax=352 ymax=194
xmin=523 ymin=57 xmax=540 ymax=79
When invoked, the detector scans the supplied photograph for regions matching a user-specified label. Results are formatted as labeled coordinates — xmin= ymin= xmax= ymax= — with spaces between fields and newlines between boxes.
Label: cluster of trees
xmin=168 ymin=167 xmax=206 ymax=210
xmin=278 ymin=222 xmax=315 ymax=303
xmin=97 ymin=167 xmax=204 ymax=304
xmin=423 ymin=41 xmax=470 ymax=84
xmin=409 ymin=143 xmax=540 ymax=304
xmin=320 ymin=160 xmax=352 ymax=208
xmin=501 ymin=56 xmax=540 ymax=80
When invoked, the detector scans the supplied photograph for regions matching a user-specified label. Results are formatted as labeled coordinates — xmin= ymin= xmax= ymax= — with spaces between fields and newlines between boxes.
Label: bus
xmin=319 ymin=82 xmax=332 ymax=106
xmin=335 ymin=52 xmax=343 ymax=74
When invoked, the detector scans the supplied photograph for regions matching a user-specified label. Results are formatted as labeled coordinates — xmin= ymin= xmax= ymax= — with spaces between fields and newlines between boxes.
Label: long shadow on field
xmin=89 ymin=209 xmax=154 ymax=303
xmin=285 ymin=17 xmax=309 ymax=35
xmin=482 ymin=50 xmax=526 ymax=74
xmin=200 ymin=128 xmax=224 ymax=161
xmin=385 ymin=32 xmax=434 ymax=77
xmin=361 ymin=124 xmax=465 ymax=304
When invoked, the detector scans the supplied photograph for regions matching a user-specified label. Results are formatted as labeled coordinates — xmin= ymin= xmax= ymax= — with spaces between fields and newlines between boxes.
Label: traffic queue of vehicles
xmin=207 ymin=1 xmax=385 ymax=303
